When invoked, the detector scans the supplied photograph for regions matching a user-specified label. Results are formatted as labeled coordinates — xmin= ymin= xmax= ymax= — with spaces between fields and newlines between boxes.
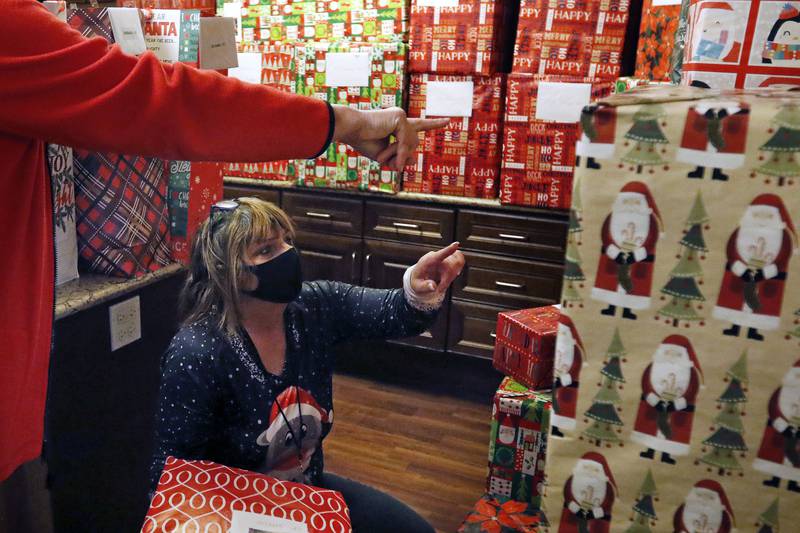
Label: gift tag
xmin=417 ymin=0 xmax=460 ymax=6
xmin=425 ymin=81 xmax=474 ymax=117
xmin=108 ymin=8 xmax=146 ymax=56
xmin=230 ymin=510 xmax=309 ymax=533
xmin=199 ymin=17 xmax=238 ymax=70
xmin=222 ymin=2 xmax=243 ymax=43
xmin=228 ymin=53 xmax=262 ymax=84
xmin=325 ymin=52 xmax=371 ymax=87
xmin=535 ymin=82 xmax=592 ymax=123
xmin=652 ymin=0 xmax=682 ymax=5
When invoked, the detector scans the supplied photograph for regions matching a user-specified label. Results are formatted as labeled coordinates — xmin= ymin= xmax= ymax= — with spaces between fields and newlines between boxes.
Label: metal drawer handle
xmin=495 ymin=281 xmax=525 ymax=290
xmin=392 ymin=222 xmax=420 ymax=230
xmin=490 ymin=332 xmax=497 ymax=339
xmin=498 ymin=233 xmax=526 ymax=241
xmin=306 ymin=211 xmax=332 ymax=219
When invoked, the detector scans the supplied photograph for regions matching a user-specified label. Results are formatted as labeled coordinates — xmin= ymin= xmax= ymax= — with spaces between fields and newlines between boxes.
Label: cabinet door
xmin=224 ymin=184 xmax=281 ymax=205
xmin=457 ymin=209 xmax=568 ymax=262
xmin=283 ymin=191 xmax=363 ymax=236
xmin=294 ymin=230 xmax=362 ymax=285
xmin=364 ymin=200 xmax=455 ymax=247
xmin=362 ymin=239 xmax=449 ymax=351
xmin=448 ymin=298 xmax=507 ymax=359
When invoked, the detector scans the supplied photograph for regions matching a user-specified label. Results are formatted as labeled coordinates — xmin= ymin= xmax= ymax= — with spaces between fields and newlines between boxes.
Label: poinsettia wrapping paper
xmin=512 ymin=0 xmax=629 ymax=80
xmin=142 ymin=457 xmax=352 ymax=533
xmin=680 ymin=0 xmax=800 ymax=89
xmin=458 ymin=493 xmax=540 ymax=533
xmin=403 ymin=74 xmax=505 ymax=198
xmin=635 ymin=0 xmax=683 ymax=82
xmin=540 ymin=85 xmax=800 ymax=533
xmin=293 ymin=40 xmax=406 ymax=193
xmin=167 ymin=161 xmax=223 ymax=264
xmin=407 ymin=0 xmax=511 ymax=76
xmin=48 ymin=144 xmax=79 ymax=286
xmin=493 ymin=306 xmax=560 ymax=391
xmin=500 ymin=75 xmax=614 ymax=209
xmin=488 ymin=378 xmax=551 ymax=510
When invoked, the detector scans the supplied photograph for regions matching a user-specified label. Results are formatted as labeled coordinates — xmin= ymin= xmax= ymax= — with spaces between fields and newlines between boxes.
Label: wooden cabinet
xmin=294 ymin=231 xmax=363 ymax=285
xmin=283 ymin=191 xmax=363 ymax=236
xmin=457 ymin=209 xmax=568 ymax=262
xmin=364 ymin=201 xmax=455 ymax=247
xmin=224 ymin=184 xmax=281 ymax=205
xmin=448 ymin=299 xmax=508 ymax=358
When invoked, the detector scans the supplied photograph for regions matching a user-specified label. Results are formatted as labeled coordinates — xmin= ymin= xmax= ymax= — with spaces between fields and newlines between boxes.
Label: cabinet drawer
xmin=224 ymin=184 xmax=280 ymax=205
xmin=364 ymin=201 xmax=455 ymax=247
xmin=294 ymin=231 xmax=362 ymax=285
xmin=457 ymin=210 xmax=568 ymax=262
xmin=283 ymin=192 xmax=363 ymax=236
xmin=454 ymin=251 xmax=563 ymax=308
xmin=448 ymin=299 xmax=507 ymax=359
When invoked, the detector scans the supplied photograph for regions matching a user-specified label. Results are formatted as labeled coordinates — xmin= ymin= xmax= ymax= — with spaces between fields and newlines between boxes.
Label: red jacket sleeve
xmin=0 ymin=0 xmax=333 ymax=162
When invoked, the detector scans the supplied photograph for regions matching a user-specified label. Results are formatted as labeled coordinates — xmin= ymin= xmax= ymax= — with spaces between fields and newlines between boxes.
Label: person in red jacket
xmin=0 ymin=0 xmax=448 ymax=485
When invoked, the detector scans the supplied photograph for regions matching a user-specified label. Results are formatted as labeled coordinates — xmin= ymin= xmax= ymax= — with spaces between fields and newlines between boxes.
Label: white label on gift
xmin=652 ymin=0 xmax=682 ymax=5
xmin=108 ymin=8 xmax=146 ymax=56
xmin=144 ymin=10 xmax=182 ymax=63
xmin=230 ymin=510 xmax=309 ymax=533
xmin=325 ymin=52 xmax=371 ymax=87
xmin=425 ymin=81 xmax=474 ymax=117
xmin=199 ymin=17 xmax=238 ymax=70
xmin=535 ymin=82 xmax=592 ymax=123
xmin=417 ymin=0 xmax=460 ymax=6
xmin=222 ymin=2 xmax=243 ymax=42
xmin=228 ymin=53 xmax=262 ymax=84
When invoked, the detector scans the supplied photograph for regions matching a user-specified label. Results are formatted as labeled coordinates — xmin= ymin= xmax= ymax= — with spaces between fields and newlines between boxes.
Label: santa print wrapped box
xmin=493 ymin=306 xmax=560 ymax=390
xmin=539 ymin=85 xmax=800 ymax=533
xmin=407 ymin=0 xmax=512 ymax=76
xmin=142 ymin=457 xmax=351 ymax=532
xmin=167 ymin=161 xmax=223 ymax=264
xmin=117 ymin=0 xmax=215 ymax=18
xmin=488 ymin=378 xmax=550 ymax=509
xmin=403 ymin=74 xmax=505 ymax=198
xmin=635 ymin=0 xmax=683 ymax=82
xmin=500 ymin=75 xmax=614 ymax=209
xmin=512 ymin=0 xmax=629 ymax=80
xmin=293 ymin=40 xmax=406 ymax=193
xmin=458 ymin=493 xmax=540 ymax=533
xmin=680 ymin=0 xmax=800 ymax=89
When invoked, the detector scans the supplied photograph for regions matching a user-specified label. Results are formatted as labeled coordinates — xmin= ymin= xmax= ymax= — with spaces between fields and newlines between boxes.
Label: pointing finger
xmin=409 ymin=117 xmax=452 ymax=132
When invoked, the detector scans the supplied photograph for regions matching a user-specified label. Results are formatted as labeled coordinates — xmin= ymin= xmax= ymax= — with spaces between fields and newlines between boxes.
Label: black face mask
xmin=245 ymin=247 xmax=303 ymax=303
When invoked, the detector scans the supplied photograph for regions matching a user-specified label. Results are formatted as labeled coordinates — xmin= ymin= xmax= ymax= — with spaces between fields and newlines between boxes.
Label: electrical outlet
xmin=109 ymin=296 xmax=141 ymax=351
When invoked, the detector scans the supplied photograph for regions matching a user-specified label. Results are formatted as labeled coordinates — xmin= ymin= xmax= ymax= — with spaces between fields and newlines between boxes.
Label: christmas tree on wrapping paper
xmin=563 ymin=209 xmax=585 ymax=308
xmin=621 ymin=105 xmax=669 ymax=174
xmin=582 ymin=328 xmax=626 ymax=447
xmin=697 ymin=351 xmax=748 ymax=476
xmin=656 ymin=191 xmax=710 ymax=328
xmin=755 ymin=498 xmax=780 ymax=533
xmin=787 ymin=308 xmax=800 ymax=344
xmin=752 ymin=105 xmax=800 ymax=187
xmin=625 ymin=470 xmax=658 ymax=533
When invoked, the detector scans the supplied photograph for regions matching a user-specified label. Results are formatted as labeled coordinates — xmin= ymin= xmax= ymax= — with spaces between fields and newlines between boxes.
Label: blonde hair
xmin=179 ymin=197 xmax=296 ymax=335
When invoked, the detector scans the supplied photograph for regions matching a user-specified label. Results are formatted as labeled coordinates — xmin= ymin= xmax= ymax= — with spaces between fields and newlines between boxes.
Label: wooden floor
xmin=324 ymin=372 xmax=492 ymax=533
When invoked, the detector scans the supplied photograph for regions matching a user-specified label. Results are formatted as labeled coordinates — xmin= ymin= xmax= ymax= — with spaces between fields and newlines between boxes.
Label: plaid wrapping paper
xmin=493 ymin=306 xmax=560 ymax=391
xmin=458 ymin=493 xmax=540 ymax=533
xmin=67 ymin=6 xmax=115 ymax=41
xmin=512 ymin=0 xmax=629 ymax=80
xmin=407 ymin=0 xmax=513 ymax=76
xmin=634 ymin=0 xmax=683 ymax=82
xmin=167 ymin=161 xmax=223 ymax=264
xmin=292 ymin=40 xmax=406 ymax=193
xmin=142 ymin=457 xmax=352 ymax=533
xmin=488 ymin=378 xmax=551 ymax=510
xmin=73 ymin=151 xmax=172 ymax=278
xmin=500 ymin=74 xmax=614 ymax=209
xmin=403 ymin=73 xmax=505 ymax=198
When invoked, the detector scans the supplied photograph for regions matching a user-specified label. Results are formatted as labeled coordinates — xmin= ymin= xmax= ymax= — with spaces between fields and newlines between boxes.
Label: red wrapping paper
xmin=512 ymin=0 xmax=629 ymax=80
xmin=408 ymin=0 xmax=511 ymax=75
xmin=493 ymin=306 xmax=560 ymax=390
xmin=500 ymin=74 xmax=613 ymax=209
xmin=167 ymin=161 xmax=223 ymax=264
xmin=142 ymin=457 xmax=352 ymax=533
xmin=403 ymin=74 xmax=505 ymax=198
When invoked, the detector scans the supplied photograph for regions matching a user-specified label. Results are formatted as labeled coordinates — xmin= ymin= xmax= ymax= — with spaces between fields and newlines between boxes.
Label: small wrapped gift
xmin=167 ymin=161 xmax=223 ymax=264
xmin=634 ymin=0 xmax=682 ymax=82
xmin=458 ymin=493 xmax=540 ymax=533
xmin=142 ymin=457 xmax=352 ymax=533
xmin=487 ymin=378 xmax=551 ymax=510
xmin=49 ymin=144 xmax=79 ymax=286
xmin=493 ymin=306 xmax=560 ymax=390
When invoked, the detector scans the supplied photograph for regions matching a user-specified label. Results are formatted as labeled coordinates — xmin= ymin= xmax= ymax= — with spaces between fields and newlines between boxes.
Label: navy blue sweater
xmin=149 ymin=281 xmax=438 ymax=491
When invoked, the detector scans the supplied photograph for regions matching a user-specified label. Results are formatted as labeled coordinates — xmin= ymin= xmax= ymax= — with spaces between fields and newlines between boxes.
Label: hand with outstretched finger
xmin=410 ymin=242 xmax=466 ymax=298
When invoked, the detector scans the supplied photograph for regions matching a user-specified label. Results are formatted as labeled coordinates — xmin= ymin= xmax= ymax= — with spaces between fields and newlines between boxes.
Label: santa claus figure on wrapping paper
xmin=672 ymin=479 xmax=735 ymax=533
xmin=559 ymin=452 xmax=615 ymax=533
xmin=576 ymin=104 xmax=617 ymax=171
xmin=762 ymin=3 xmax=800 ymax=65
xmin=712 ymin=194 xmax=796 ymax=341
xmin=631 ymin=335 xmax=702 ymax=465
xmin=256 ymin=386 xmax=330 ymax=483
xmin=551 ymin=314 xmax=586 ymax=438
xmin=591 ymin=181 xmax=662 ymax=320
xmin=676 ymin=100 xmax=750 ymax=182
xmin=753 ymin=359 xmax=800 ymax=493
xmin=688 ymin=1 xmax=743 ymax=63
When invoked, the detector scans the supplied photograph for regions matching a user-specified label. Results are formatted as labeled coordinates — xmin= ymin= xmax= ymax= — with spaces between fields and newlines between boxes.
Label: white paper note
xmin=228 ymin=52 xmax=262 ymax=84
xmin=417 ymin=0 xmax=460 ymax=6
xmin=199 ymin=17 xmax=238 ymax=70
xmin=222 ymin=2 xmax=243 ymax=42
xmin=535 ymin=82 xmax=592 ymax=123
xmin=425 ymin=81 xmax=474 ymax=117
xmin=325 ymin=52 xmax=371 ymax=87
xmin=108 ymin=8 xmax=146 ymax=56
xmin=229 ymin=510 xmax=309 ymax=533
xmin=652 ymin=0 xmax=682 ymax=5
